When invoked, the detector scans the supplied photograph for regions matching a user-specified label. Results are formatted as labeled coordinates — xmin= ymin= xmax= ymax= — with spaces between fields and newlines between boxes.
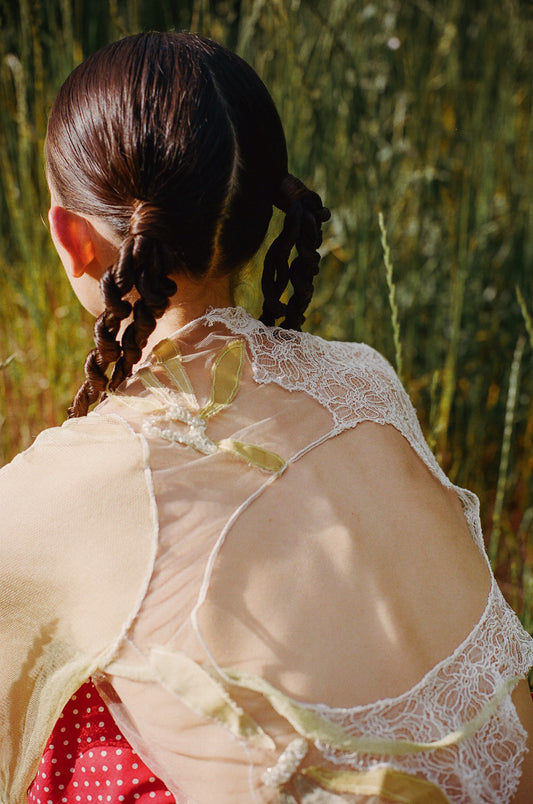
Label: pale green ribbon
xmin=296 ymin=766 xmax=451 ymax=803
xmin=222 ymin=666 xmax=520 ymax=756
xmin=106 ymin=648 xmax=520 ymax=803
xmin=112 ymin=338 xmax=285 ymax=473
xmin=106 ymin=649 xmax=275 ymax=750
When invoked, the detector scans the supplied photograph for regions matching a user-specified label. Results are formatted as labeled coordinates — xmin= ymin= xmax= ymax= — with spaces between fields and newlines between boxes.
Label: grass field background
xmin=1 ymin=0 xmax=533 ymax=626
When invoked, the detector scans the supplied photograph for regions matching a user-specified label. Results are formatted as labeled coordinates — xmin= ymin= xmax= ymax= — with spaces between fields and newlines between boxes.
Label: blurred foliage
xmin=1 ymin=0 xmax=533 ymax=620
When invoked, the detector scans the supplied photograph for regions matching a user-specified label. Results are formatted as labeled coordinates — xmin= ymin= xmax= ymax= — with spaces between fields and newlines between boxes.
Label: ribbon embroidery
xmin=113 ymin=338 xmax=286 ymax=474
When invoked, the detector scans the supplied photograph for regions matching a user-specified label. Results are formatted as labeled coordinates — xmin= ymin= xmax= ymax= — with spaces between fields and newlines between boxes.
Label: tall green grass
xmin=1 ymin=0 xmax=533 ymax=623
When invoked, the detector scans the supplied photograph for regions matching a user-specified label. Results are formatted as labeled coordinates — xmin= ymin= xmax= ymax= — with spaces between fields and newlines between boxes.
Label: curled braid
xmin=109 ymin=204 xmax=177 ymax=389
xmin=260 ymin=175 xmax=330 ymax=331
xmin=69 ymin=203 xmax=177 ymax=416
xmin=68 ymin=241 xmax=137 ymax=417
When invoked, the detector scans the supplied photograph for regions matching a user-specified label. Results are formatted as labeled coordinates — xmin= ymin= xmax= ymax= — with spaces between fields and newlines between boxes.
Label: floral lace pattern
xmin=305 ymin=579 xmax=533 ymax=803
xmin=201 ymin=307 xmax=533 ymax=803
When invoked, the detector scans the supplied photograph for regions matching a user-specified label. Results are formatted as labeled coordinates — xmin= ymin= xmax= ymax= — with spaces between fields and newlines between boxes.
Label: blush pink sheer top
xmin=2 ymin=306 xmax=533 ymax=804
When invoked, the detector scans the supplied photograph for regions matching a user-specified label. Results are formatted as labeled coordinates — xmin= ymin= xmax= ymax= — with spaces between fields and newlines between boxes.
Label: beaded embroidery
xmin=114 ymin=337 xmax=286 ymax=473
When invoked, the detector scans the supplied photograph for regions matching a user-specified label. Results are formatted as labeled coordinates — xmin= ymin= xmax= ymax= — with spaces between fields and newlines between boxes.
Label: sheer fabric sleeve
xmin=0 ymin=414 xmax=157 ymax=804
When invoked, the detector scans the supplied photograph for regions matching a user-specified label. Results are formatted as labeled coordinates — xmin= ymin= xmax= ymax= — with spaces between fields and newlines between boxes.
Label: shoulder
xmin=0 ymin=410 xmax=157 ymax=655
xmin=252 ymin=327 xmax=418 ymax=430
xmin=0 ymin=413 xmax=154 ymax=537
xmin=4 ymin=410 xmax=144 ymax=460
xmin=275 ymin=332 xmax=452 ymax=486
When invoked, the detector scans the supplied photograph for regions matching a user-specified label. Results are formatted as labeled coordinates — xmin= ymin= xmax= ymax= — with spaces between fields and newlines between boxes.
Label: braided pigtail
xmin=260 ymin=175 xmax=330 ymax=331
xmin=68 ymin=203 xmax=177 ymax=417
xmin=108 ymin=204 xmax=177 ymax=391
xmin=68 ymin=245 xmax=135 ymax=417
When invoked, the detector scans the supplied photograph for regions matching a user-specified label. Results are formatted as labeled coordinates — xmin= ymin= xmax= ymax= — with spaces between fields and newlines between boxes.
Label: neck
xmin=139 ymin=272 xmax=234 ymax=359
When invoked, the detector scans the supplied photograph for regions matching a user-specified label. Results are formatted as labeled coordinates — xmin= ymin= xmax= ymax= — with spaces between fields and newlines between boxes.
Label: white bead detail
xmin=261 ymin=738 xmax=308 ymax=788
xmin=142 ymin=403 xmax=218 ymax=455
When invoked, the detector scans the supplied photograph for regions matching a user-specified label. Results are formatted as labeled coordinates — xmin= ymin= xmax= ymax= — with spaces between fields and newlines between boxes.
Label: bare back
xmin=93 ymin=308 xmax=533 ymax=803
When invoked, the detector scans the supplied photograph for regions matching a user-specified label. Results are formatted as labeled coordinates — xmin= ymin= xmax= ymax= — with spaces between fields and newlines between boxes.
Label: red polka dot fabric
xmin=27 ymin=679 xmax=175 ymax=803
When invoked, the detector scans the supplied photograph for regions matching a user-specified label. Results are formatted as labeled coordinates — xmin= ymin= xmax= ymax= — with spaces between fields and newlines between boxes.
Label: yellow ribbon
xmin=301 ymin=766 xmax=451 ymax=803
xmin=224 ymin=667 xmax=520 ymax=756
xmin=200 ymin=339 xmax=244 ymax=418
xmin=112 ymin=339 xmax=286 ymax=473
xmin=106 ymin=649 xmax=275 ymax=751
xmin=152 ymin=338 xmax=198 ymax=409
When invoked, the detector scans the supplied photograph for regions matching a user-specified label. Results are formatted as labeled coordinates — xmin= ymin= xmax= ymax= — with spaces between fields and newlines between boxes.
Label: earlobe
xmin=49 ymin=206 xmax=96 ymax=278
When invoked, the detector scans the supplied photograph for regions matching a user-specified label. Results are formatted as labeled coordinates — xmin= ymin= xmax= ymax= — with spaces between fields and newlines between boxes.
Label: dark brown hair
xmin=45 ymin=32 xmax=329 ymax=416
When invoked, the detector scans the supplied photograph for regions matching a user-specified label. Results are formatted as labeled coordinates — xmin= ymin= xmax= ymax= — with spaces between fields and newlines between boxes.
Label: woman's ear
xmin=48 ymin=206 xmax=97 ymax=278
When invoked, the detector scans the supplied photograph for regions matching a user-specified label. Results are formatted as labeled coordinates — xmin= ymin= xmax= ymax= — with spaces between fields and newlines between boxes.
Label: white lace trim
xmin=205 ymin=307 xmax=443 ymax=462
xmin=298 ymin=580 xmax=533 ymax=803
xmin=201 ymin=307 xmax=533 ymax=803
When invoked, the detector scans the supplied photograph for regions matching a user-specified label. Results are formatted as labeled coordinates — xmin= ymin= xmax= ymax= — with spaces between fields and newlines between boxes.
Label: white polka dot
xmin=116 ymin=765 xmax=122 ymax=771
xmin=86 ymin=691 xmax=92 ymax=698
xmin=116 ymin=749 xmax=122 ymax=755
xmin=81 ymin=767 xmax=86 ymax=773
xmin=75 ymin=797 xmax=81 ymax=802
xmin=132 ymin=778 xmax=139 ymax=785
xmin=43 ymin=788 xmax=49 ymax=793
xmin=73 ymin=782 xmax=78 ymax=788
xmin=132 ymin=763 xmax=139 ymax=770
xmin=102 ymin=765 xmax=108 ymax=771
xmin=87 ymin=707 xmax=92 ymax=713
xmin=149 ymin=777 xmax=156 ymax=783
xmin=74 ymin=723 xmax=81 ymax=729
xmin=72 ymin=694 xmax=77 ymax=700
xmin=99 ymin=721 xmax=105 ymax=727
xmin=66 ymin=754 xmax=72 ymax=760
xmin=84 ymin=780 xmax=90 ymax=787
xmin=95 ymin=781 xmax=101 ymax=787
xmin=100 ymin=736 xmax=106 ymax=742
xmin=87 ymin=736 xmax=92 ymax=742
xmin=51 ymin=758 xmax=57 ymax=764
xmin=73 ymin=709 xmax=78 ymax=714
xmin=115 ymin=735 xmax=122 ymax=741
xmin=149 ymin=794 xmax=156 ymax=799
xmin=118 ymin=797 xmax=125 ymax=802
xmin=117 ymin=780 xmax=123 ymax=787
xmin=98 ymin=706 xmax=105 ymax=713
xmin=101 ymin=750 xmax=107 ymax=756
xmin=134 ymin=796 xmax=140 ymax=801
